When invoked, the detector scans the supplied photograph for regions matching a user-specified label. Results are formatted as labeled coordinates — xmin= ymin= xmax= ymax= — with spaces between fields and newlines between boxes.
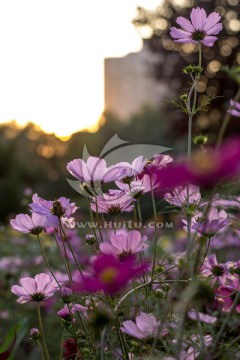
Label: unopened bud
xmin=193 ymin=135 xmax=208 ymax=145
xmin=162 ymin=283 xmax=171 ymax=292
xmin=85 ymin=234 xmax=96 ymax=245
xmin=61 ymin=287 xmax=73 ymax=303
xmin=30 ymin=328 xmax=40 ymax=340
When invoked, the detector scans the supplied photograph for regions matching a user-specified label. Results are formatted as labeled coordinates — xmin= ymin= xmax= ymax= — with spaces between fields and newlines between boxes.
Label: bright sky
xmin=0 ymin=0 xmax=161 ymax=138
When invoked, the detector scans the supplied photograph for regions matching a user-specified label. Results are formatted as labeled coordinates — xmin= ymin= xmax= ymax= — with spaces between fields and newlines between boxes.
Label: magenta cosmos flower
xmin=228 ymin=99 xmax=240 ymax=117
xmin=11 ymin=273 xmax=58 ymax=304
xmin=10 ymin=213 xmax=47 ymax=235
xmin=30 ymin=194 xmax=77 ymax=227
xmin=145 ymin=137 xmax=240 ymax=189
xmin=91 ymin=190 xmax=134 ymax=215
xmin=170 ymin=7 xmax=222 ymax=47
xmin=73 ymin=254 xmax=148 ymax=294
xmin=121 ymin=312 xmax=167 ymax=340
xmin=99 ymin=230 xmax=148 ymax=258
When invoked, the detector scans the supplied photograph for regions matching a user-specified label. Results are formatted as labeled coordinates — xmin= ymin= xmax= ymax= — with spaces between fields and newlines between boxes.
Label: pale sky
xmin=0 ymin=0 xmax=162 ymax=138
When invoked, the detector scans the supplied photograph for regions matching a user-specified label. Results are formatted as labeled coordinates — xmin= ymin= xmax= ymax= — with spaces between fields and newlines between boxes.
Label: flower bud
xmin=193 ymin=135 xmax=208 ymax=145
xmin=30 ymin=328 xmax=40 ymax=340
xmin=61 ymin=287 xmax=73 ymax=303
xmin=85 ymin=234 xmax=96 ymax=245
xmin=162 ymin=283 xmax=171 ymax=292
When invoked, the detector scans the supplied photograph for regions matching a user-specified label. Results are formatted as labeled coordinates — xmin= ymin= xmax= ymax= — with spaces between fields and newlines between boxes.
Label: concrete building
xmin=104 ymin=41 xmax=164 ymax=120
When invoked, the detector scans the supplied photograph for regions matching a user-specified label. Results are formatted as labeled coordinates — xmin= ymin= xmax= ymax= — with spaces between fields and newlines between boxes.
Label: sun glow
xmin=0 ymin=0 xmax=162 ymax=138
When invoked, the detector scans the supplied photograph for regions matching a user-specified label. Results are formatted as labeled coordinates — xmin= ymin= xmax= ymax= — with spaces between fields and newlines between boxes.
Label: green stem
xmin=37 ymin=339 xmax=45 ymax=360
xmin=100 ymin=325 xmax=108 ymax=360
xmin=54 ymin=229 xmax=72 ymax=282
xmin=217 ymin=85 xmax=240 ymax=146
xmin=198 ymin=42 xmax=202 ymax=68
xmin=37 ymin=304 xmax=50 ymax=360
xmin=88 ymin=198 xmax=100 ymax=250
xmin=150 ymin=179 xmax=158 ymax=279
xmin=60 ymin=223 xmax=84 ymax=280
xmin=37 ymin=235 xmax=61 ymax=289
xmin=115 ymin=315 xmax=129 ymax=359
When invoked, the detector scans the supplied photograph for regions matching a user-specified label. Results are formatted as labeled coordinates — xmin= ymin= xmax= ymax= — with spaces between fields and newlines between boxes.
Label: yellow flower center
xmin=99 ymin=267 xmax=119 ymax=284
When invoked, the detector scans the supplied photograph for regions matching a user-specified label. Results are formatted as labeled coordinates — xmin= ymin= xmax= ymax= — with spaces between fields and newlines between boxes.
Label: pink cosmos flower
xmin=91 ymin=190 xmax=134 ymax=215
xmin=116 ymin=156 xmax=147 ymax=183
xmin=73 ymin=254 xmax=148 ymax=294
xmin=10 ymin=213 xmax=47 ymax=235
xmin=188 ymin=309 xmax=217 ymax=324
xmin=67 ymin=156 xmax=126 ymax=194
xmin=145 ymin=137 xmax=240 ymax=189
xmin=228 ymin=99 xmax=240 ymax=117
xmin=11 ymin=273 xmax=59 ymax=304
xmin=170 ymin=7 xmax=222 ymax=47
xmin=99 ymin=230 xmax=148 ymax=258
xmin=192 ymin=208 xmax=229 ymax=238
xmin=216 ymin=277 xmax=240 ymax=312
xmin=121 ymin=312 xmax=167 ymax=340
xmin=201 ymin=254 xmax=228 ymax=285
xmin=116 ymin=180 xmax=146 ymax=198
xmin=164 ymin=185 xmax=201 ymax=208
xmin=57 ymin=304 xmax=88 ymax=322
xmin=30 ymin=194 xmax=77 ymax=227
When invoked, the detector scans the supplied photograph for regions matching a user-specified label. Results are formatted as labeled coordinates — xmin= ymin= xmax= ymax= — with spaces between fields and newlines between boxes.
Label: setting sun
xmin=0 ymin=0 xmax=161 ymax=138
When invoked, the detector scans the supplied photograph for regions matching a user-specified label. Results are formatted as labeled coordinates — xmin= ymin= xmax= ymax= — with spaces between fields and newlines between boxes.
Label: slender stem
xmin=115 ymin=281 xmax=152 ymax=313
xmin=37 ymin=235 xmax=61 ymax=289
xmin=37 ymin=339 xmax=45 ymax=360
xmin=76 ymin=311 xmax=96 ymax=350
xmin=88 ymin=198 xmax=100 ymax=250
xmin=54 ymin=230 xmax=72 ymax=282
xmin=60 ymin=223 xmax=84 ymax=280
xmin=137 ymin=199 xmax=142 ymax=224
xmin=101 ymin=325 xmax=108 ymax=360
xmin=115 ymin=315 xmax=129 ymax=359
xmin=37 ymin=304 xmax=50 ymax=360
xmin=198 ymin=42 xmax=202 ymax=68
xmin=150 ymin=179 xmax=158 ymax=279
xmin=217 ymin=85 xmax=240 ymax=146
xmin=59 ymin=330 xmax=65 ymax=360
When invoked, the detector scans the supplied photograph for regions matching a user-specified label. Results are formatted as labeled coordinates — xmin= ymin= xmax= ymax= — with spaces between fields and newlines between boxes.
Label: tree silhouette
xmin=133 ymin=0 xmax=240 ymax=141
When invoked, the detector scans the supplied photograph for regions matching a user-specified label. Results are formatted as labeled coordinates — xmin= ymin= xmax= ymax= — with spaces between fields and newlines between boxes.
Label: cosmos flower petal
xmin=190 ymin=7 xmax=206 ymax=31
xmin=99 ymin=242 xmax=119 ymax=255
xmin=205 ymin=22 xmax=223 ymax=36
xmin=87 ymin=157 xmax=106 ymax=183
xmin=35 ymin=273 xmax=51 ymax=293
xmin=19 ymin=277 xmax=37 ymax=294
xmin=230 ymin=100 xmax=240 ymax=111
xmin=121 ymin=320 xmax=146 ymax=339
xmin=176 ymin=16 xmax=195 ymax=32
xmin=203 ymin=12 xmax=222 ymax=32
xmin=11 ymin=285 xmax=29 ymax=297
xmin=200 ymin=36 xmax=218 ymax=47
xmin=135 ymin=313 xmax=159 ymax=337
xmin=170 ymin=27 xmax=191 ymax=39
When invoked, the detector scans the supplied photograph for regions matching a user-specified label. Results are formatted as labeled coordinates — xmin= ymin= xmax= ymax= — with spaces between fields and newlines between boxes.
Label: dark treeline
xmin=0 ymin=105 xmax=173 ymax=223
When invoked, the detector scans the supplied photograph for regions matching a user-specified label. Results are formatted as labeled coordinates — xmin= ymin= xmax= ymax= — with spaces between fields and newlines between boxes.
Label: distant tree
xmin=133 ymin=0 xmax=240 ymax=141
